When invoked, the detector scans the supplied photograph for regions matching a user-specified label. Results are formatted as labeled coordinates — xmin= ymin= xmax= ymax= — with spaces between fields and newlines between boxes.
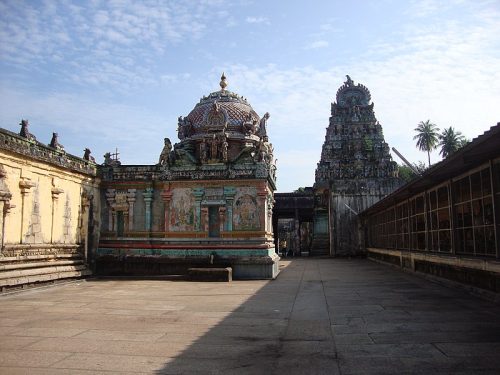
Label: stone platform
xmin=1 ymin=258 xmax=499 ymax=374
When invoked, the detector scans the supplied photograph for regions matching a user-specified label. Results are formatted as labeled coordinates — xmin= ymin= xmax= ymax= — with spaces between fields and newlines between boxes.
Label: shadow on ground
xmin=0 ymin=258 xmax=500 ymax=374
xmin=154 ymin=258 xmax=500 ymax=374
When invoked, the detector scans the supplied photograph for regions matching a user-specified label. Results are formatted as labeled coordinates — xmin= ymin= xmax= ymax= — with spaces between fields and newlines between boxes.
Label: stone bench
xmin=188 ymin=267 xmax=232 ymax=282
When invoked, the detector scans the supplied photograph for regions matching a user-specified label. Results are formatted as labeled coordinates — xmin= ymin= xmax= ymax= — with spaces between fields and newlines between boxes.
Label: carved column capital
xmin=19 ymin=178 xmax=36 ymax=195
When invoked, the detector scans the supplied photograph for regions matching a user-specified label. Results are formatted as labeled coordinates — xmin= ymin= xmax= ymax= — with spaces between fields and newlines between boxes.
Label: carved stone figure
xmin=49 ymin=132 xmax=65 ymax=151
xmin=178 ymin=117 xmax=193 ymax=140
xmin=19 ymin=119 xmax=36 ymax=141
xmin=83 ymin=148 xmax=96 ymax=163
xmin=103 ymin=152 xmax=113 ymax=166
xmin=200 ymin=141 xmax=208 ymax=164
xmin=258 ymin=112 xmax=270 ymax=141
xmin=242 ymin=113 xmax=257 ymax=135
xmin=221 ymin=138 xmax=228 ymax=162
xmin=158 ymin=138 xmax=172 ymax=166
xmin=209 ymin=135 xmax=218 ymax=160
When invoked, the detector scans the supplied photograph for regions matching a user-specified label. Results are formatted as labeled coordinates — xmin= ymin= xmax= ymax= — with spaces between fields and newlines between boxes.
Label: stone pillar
xmin=19 ymin=178 xmax=36 ymax=243
xmin=257 ymin=186 xmax=268 ymax=232
xmin=161 ymin=186 xmax=173 ymax=233
xmin=0 ymin=166 xmax=12 ymax=252
xmin=105 ymin=189 xmax=116 ymax=232
xmin=126 ymin=189 xmax=137 ymax=231
xmin=267 ymin=194 xmax=275 ymax=234
xmin=201 ymin=207 xmax=209 ymax=232
xmin=143 ymin=188 xmax=154 ymax=231
xmin=193 ymin=188 xmax=204 ymax=231
xmin=81 ymin=191 xmax=91 ymax=262
xmin=50 ymin=184 xmax=64 ymax=243
xmin=219 ymin=206 xmax=226 ymax=233
xmin=224 ymin=187 xmax=236 ymax=231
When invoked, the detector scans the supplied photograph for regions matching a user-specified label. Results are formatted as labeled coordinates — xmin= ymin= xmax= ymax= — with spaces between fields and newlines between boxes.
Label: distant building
xmin=313 ymin=76 xmax=402 ymax=255
xmin=360 ymin=123 xmax=500 ymax=294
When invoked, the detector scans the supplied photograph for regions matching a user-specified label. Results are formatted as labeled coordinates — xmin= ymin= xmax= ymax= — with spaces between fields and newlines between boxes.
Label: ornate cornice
xmin=0 ymin=128 xmax=96 ymax=176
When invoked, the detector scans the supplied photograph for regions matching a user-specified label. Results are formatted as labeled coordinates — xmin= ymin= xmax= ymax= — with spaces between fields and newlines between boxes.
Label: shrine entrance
xmin=208 ymin=206 xmax=220 ymax=237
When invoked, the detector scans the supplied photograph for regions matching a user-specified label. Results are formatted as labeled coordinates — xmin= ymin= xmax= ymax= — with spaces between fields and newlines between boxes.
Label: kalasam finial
xmin=220 ymin=72 xmax=227 ymax=91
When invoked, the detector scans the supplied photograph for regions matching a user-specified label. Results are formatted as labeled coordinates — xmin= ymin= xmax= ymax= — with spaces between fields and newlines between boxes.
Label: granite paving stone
xmin=0 ymin=258 xmax=499 ymax=374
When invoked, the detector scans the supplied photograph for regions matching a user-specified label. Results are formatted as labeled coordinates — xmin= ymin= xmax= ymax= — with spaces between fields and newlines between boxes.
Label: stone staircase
xmin=310 ymin=235 xmax=330 ymax=256
xmin=0 ymin=252 xmax=91 ymax=292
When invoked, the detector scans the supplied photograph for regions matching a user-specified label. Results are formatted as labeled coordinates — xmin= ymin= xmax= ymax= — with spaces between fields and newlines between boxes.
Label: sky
xmin=1 ymin=0 xmax=499 ymax=192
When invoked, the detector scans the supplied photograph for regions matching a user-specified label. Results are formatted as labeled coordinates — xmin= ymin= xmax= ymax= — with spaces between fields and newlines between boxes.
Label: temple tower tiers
xmin=97 ymin=74 xmax=279 ymax=279
xmin=312 ymin=76 xmax=402 ymax=256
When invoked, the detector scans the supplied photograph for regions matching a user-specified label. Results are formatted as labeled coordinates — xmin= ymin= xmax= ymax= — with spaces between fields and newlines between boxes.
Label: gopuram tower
xmin=97 ymin=74 xmax=279 ymax=279
xmin=313 ymin=76 xmax=402 ymax=256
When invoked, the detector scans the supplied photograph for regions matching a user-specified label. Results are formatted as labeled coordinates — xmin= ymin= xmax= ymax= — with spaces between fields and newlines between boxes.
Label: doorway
xmin=208 ymin=206 xmax=220 ymax=237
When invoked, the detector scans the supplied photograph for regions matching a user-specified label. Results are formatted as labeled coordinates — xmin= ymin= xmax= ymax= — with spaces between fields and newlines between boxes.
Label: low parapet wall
xmin=367 ymin=247 xmax=500 ymax=297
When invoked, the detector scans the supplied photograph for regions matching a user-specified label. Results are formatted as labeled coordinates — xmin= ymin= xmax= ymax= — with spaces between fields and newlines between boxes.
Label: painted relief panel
xmin=170 ymin=188 xmax=195 ymax=231
xmin=233 ymin=187 xmax=259 ymax=231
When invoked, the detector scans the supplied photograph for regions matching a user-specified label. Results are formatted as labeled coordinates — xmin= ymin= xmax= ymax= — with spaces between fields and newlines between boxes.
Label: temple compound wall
xmin=0 ymin=124 xmax=99 ymax=290
xmin=313 ymin=76 xmax=402 ymax=256
xmin=360 ymin=124 xmax=500 ymax=295
xmin=96 ymin=75 xmax=279 ymax=279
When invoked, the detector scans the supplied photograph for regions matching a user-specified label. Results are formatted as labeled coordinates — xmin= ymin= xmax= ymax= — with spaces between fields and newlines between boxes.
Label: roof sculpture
xmin=160 ymin=74 xmax=276 ymax=186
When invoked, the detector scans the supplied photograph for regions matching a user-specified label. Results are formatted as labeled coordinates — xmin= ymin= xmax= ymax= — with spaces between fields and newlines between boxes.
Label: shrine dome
xmin=179 ymin=74 xmax=261 ymax=138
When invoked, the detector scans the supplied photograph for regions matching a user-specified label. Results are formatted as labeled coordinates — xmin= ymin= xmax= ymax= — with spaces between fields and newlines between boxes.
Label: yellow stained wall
xmin=0 ymin=150 xmax=98 ymax=247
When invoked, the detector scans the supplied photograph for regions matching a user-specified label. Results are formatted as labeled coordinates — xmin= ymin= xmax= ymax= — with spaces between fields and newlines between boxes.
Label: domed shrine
xmin=97 ymin=74 xmax=279 ymax=279
xmin=312 ymin=76 xmax=402 ymax=256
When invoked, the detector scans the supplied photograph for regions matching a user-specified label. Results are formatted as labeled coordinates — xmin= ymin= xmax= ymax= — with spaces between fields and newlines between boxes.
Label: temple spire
xmin=220 ymin=72 xmax=227 ymax=91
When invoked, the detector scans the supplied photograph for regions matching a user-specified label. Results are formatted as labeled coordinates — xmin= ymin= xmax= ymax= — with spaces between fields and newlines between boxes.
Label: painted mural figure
xmin=234 ymin=194 xmax=258 ymax=230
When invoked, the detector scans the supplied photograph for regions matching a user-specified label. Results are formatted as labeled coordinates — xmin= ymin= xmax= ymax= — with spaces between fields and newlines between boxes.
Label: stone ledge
xmin=0 ymin=269 xmax=91 ymax=288
xmin=188 ymin=267 xmax=232 ymax=282
xmin=0 ymin=264 xmax=88 ymax=281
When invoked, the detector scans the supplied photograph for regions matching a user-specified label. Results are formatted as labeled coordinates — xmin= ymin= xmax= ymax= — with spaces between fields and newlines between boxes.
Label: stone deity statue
xmin=49 ymin=132 xmax=65 ymax=151
xmin=258 ymin=112 xmax=270 ymax=141
xmin=200 ymin=141 xmax=208 ymax=164
xmin=19 ymin=119 xmax=36 ymax=141
xmin=158 ymin=138 xmax=172 ymax=166
xmin=221 ymin=138 xmax=228 ymax=162
xmin=242 ymin=113 xmax=256 ymax=135
xmin=83 ymin=148 xmax=96 ymax=163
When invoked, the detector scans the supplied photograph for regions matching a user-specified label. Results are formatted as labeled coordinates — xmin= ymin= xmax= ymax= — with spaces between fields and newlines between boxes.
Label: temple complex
xmin=1 ymin=74 xmax=498 ymax=296
xmin=312 ymin=76 xmax=402 ymax=255
xmin=97 ymin=74 xmax=279 ymax=279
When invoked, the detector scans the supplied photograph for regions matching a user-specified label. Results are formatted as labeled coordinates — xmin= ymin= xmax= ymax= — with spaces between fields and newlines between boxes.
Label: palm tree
xmin=438 ymin=127 xmax=466 ymax=158
xmin=413 ymin=120 xmax=439 ymax=167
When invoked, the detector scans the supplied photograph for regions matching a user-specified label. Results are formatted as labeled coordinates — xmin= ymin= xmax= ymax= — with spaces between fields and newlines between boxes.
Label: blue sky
xmin=1 ymin=0 xmax=499 ymax=192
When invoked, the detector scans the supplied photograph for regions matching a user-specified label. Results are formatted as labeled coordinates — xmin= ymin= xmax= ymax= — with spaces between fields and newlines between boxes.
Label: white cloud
xmin=214 ymin=9 xmax=500 ymax=191
xmin=245 ymin=16 xmax=269 ymax=24
xmin=306 ymin=40 xmax=329 ymax=49
xmin=0 ymin=1 xmax=230 ymax=90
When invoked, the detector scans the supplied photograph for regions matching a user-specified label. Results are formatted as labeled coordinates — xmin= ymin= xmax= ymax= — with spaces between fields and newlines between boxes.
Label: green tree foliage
xmin=413 ymin=120 xmax=439 ymax=167
xmin=458 ymin=137 xmax=470 ymax=148
xmin=397 ymin=161 xmax=427 ymax=183
xmin=438 ymin=126 xmax=466 ymax=158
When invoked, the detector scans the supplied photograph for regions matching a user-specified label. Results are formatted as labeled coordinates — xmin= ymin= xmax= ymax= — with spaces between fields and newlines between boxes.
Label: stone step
xmin=0 ymin=269 xmax=92 ymax=288
xmin=0 ymin=253 xmax=91 ymax=290
xmin=0 ymin=259 xmax=84 ymax=271
xmin=310 ymin=236 xmax=330 ymax=256
xmin=0 ymin=264 xmax=88 ymax=281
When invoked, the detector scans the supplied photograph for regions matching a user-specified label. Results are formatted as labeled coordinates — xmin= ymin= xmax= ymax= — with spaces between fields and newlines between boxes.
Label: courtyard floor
xmin=1 ymin=258 xmax=500 ymax=374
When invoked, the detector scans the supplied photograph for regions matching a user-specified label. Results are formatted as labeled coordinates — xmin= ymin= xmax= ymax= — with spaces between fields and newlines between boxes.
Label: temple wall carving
xmin=0 ymin=153 xmax=99 ymax=257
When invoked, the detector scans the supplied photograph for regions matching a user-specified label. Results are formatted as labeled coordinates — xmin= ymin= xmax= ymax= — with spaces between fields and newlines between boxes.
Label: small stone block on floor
xmin=188 ymin=267 xmax=232 ymax=282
